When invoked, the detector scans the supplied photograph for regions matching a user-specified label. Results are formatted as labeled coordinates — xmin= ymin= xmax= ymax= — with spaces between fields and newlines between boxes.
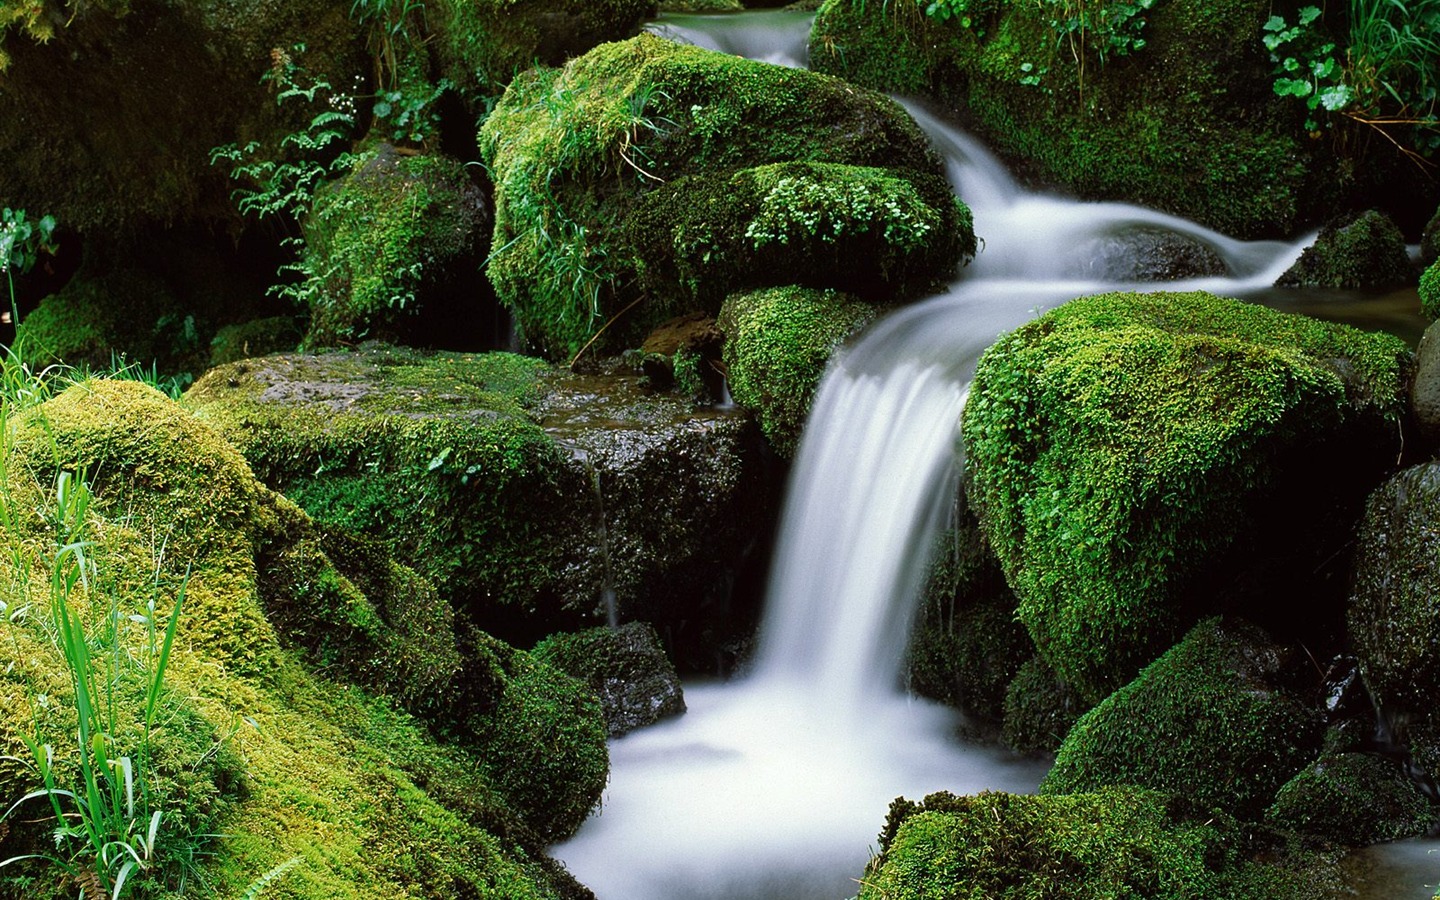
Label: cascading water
xmin=555 ymin=12 xmax=1432 ymax=900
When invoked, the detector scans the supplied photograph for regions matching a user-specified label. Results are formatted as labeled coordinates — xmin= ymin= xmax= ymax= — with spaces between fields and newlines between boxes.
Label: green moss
xmin=718 ymin=286 xmax=878 ymax=457
xmin=1265 ymin=752 xmax=1434 ymax=845
xmin=209 ymin=316 xmax=305 ymax=366
xmin=479 ymin=32 xmax=963 ymax=359
xmin=862 ymin=785 xmax=1339 ymax=900
xmin=532 ymin=621 xmax=685 ymax=736
xmin=1278 ymin=210 xmax=1414 ymax=289
xmin=1041 ymin=618 xmax=1324 ymax=821
xmin=1001 ymin=654 xmax=1087 ymax=755
xmin=811 ymin=0 xmax=1327 ymax=238
xmin=300 ymin=146 xmax=490 ymax=348
xmin=1421 ymin=259 xmax=1440 ymax=321
xmin=962 ymin=290 xmax=1411 ymax=699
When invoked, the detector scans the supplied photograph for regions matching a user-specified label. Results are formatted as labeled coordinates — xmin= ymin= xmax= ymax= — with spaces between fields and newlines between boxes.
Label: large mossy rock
xmin=718 ymin=286 xmax=879 ymax=458
xmin=1349 ymin=462 xmax=1440 ymax=777
xmin=300 ymin=145 xmax=494 ymax=350
xmin=532 ymin=621 xmax=687 ymax=737
xmin=0 ymin=0 xmax=363 ymax=233
xmin=810 ymin=0 xmax=1438 ymax=239
xmin=0 ymin=378 xmax=604 ymax=895
xmin=859 ymin=786 xmax=1339 ymax=900
xmin=479 ymin=32 xmax=974 ymax=360
xmin=1041 ymin=619 xmax=1325 ymax=822
xmin=183 ymin=344 xmax=773 ymax=648
xmin=1421 ymin=259 xmax=1440 ymax=321
xmin=962 ymin=290 xmax=1411 ymax=701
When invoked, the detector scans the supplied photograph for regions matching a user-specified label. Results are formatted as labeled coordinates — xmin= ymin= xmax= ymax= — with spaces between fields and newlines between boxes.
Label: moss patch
xmin=962 ymin=290 xmax=1410 ymax=700
xmin=718 ymin=286 xmax=879 ymax=457
xmin=1421 ymin=259 xmax=1440 ymax=321
xmin=1278 ymin=210 xmax=1414 ymax=290
xmin=1266 ymin=752 xmax=1435 ymax=845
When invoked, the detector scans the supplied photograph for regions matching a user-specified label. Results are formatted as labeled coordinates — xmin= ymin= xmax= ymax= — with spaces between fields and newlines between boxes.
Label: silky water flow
xmin=554 ymin=11 xmax=1435 ymax=900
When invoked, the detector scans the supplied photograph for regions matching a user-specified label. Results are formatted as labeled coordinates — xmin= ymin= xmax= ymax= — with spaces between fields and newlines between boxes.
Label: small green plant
xmin=0 ymin=466 xmax=190 ymax=899
xmin=1263 ymin=7 xmax=1355 ymax=133
xmin=1 ymin=207 xmax=57 ymax=325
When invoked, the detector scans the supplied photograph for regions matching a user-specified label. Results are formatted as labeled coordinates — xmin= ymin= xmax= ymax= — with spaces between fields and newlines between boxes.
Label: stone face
xmin=1067 ymin=228 xmax=1228 ymax=282
xmin=184 ymin=344 xmax=776 ymax=652
xmin=962 ymin=290 xmax=1411 ymax=700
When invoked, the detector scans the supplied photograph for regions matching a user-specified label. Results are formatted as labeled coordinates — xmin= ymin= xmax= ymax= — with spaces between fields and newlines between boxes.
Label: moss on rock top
xmin=962 ymin=290 xmax=1411 ymax=701
xmin=479 ymin=32 xmax=974 ymax=359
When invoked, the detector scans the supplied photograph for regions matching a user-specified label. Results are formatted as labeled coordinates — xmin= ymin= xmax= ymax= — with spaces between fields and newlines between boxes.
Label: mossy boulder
xmin=184 ymin=344 xmax=774 ymax=651
xmin=860 ymin=786 xmax=1340 ymax=900
xmin=810 ymin=0 xmax=1437 ymax=238
xmin=300 ymin=145 xmax=495 ymax=349
xmin=1265 ymin=752 xmax=1435 ymax=845
xmin=718 ymin=286 xmax=879 ymax=457
xmin=1041 ymin=618 xmax=1325 ymax=821
xmin=1000 ymin=654 xmax=1086 ymax=756
xmin=432 ymin=0 xmax=654 ymax=111
xmin=962 ymin=290 xmax=1411 ymax=700
xmin=1421 ymin=259 xmax=1440 ymax=321
xmin=0 ymin=0 xmax=363 ymax=233
xmin=532 ymin=621 xmax=686 ymax=737
xmin=0 ymin=378 xmax=605 ymax=896
xmin=1349 ymin=463 xmax=1440 ymax=718
xmin=209 ymin=315 xmax=304 ymax=367
xmin=1421 ymin=205 xmax=1440 ymax=268
xmin=478 ymin=32 xmax=974 ymax=360
xmin=1277 ymin=210 xmax=1414 ymax=290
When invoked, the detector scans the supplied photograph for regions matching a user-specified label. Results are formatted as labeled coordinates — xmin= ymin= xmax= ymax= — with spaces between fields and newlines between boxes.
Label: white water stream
xmin=554 ymin=12 xmax=1436 ymax=900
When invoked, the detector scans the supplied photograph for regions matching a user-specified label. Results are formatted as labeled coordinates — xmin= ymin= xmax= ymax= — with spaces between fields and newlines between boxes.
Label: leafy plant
xmin=1 ymin=208 xmax=57 ymax=325
xmin=1263 ymin=7 xmax=1355 ymax=133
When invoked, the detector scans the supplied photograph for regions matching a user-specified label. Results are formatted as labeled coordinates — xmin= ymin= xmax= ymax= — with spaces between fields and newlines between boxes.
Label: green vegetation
xmin=480 ymin=33 xmax=969 ymax=359
xmin=1001 ymin=655 xmax=1086 ymax=755
xmin=962 ymin=291 xmax=1410 ymax=700
xmin=1421 ymin=259 xmax=1440 ymax=320
xmin=1266 ymin=752 xmax=1435 ymax=844
xmin=532 ymin=622 xmax=686 ymax=737
xmin=860 ymin=786 xmax=1340 ymax=899
xmin=718 ymin=286 xmax=878 ymax=458
xmin=1041 ymin=619 xmax=1324 ymax=821
xmin=1277 ymin=209 xmax=1413 ymax=289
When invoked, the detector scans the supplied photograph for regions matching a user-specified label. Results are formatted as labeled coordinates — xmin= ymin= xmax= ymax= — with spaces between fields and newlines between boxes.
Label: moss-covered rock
xmin=0 ymin=378 xmax=605 ymax=896
xmin=432 ymin=0 xmax=654 ymax=111
xmin=1001 ymin=654 xmax=1086 ymax=756
xmin=1421 ymin=259 xmax=1440 ymax=321
xmin=1041 ymin=618 xmax=1324 ymax=821
xmin=860 ymin=786 xmax=1341 ymax=900
xmin=1349 ymin=463 xmax=1440 ymax=716
xmin=532 ymin=621 xmax=686 ymax=737
xmin=479 ymin=32 xmax=973 ymax=359
xmin=961 ymin=290 xmax=1411 ymax=700
xmin=0 ymin=0 xmax=364 ymax=233
xmin=810 ymin=0 xmax=1438 ymax=238
xmin=209 ymin=315 xmax=305 ymax=367
xmin=184 ymin=344 xmax=774 ymax=651
xmin=300 ymin=145 xmax=495 ymax=349
xmin=1278 ymin=210 xmax=1414 ymax=290
xmin=1421 ymin=205 xmax=1440 ymax=268
xmin=1265 ymin=752 xmax=1435 ymax=845
xmin=718 ymin=286 xmax=879 ymax=457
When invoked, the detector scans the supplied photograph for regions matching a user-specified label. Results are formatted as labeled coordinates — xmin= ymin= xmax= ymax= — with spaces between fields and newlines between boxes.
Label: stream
xmin=552 ymin=11 xmax=1438 ymax=900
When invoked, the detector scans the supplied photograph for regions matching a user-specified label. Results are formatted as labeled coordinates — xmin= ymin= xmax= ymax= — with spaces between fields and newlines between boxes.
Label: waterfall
xmin=554 ymin=13 xmax=1322 ymax=900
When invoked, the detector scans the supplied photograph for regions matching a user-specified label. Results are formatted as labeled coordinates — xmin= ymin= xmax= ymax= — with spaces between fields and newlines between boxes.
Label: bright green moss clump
xmin=1041 ymin=618 xmax=1324 ymax=821
xmin=1277 ymin=210 xmax=1413 ymax=290
xmin=860 ymin=786 xmax=1338 ymax=900
xmin=301 ymin=146 xmax=491 ymax=348
xmin=480 ymin=33 xmax=971 ymax=359
xmin=1421 ymin=259 xmax=1440 ymax=321
xmin=718 ymin=286 xmax=879 ymax=457
xmin=962 ymin=290 xmax=1410 ymax=700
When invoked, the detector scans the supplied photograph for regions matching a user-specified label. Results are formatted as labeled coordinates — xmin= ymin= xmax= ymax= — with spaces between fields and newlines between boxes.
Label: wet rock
xmin=1410 ymin=319 xmax=1440 ymax=449
xmin=185 ymin=344 xmax=776 ymax=651
xmin=1069 ymin=228 xmax=1228 ymax=282
xmin=1266 ymin=752 xmax=1434 ymax=845
xmin=532 ymin=622 xmax=686 ymax=737
xmin=1277 ymin=209 xmax=1414 ymax=290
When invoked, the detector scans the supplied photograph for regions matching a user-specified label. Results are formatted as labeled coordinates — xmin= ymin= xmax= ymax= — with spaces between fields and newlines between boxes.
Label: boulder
xmin=299 ymin=145 xmax=496 ymax=350
xmin=184 ymin=344 xmax=775 ymax=652
xmin=1000 ymin=655 xmax=1087 ymax=756
xmin=1068 ymin=227 xmax=1228 ymax=282
xmin=1277 ymin=210 xmax=1414 ymax=290
xmin=1410 ymin=319 xmax=1440 ymax=449
xmin=532 ymin=622 xmax=686 ymax=737
xmin=962 ymin=290 xmax=1411 ymax=700
xmin=1421 ymin=258 xmax=1440 ymax=321
xmin=860 ymin=785 xmax=1338 ymax=900
xmin=1041 ymin=618 xmax=1324 ymax=821
xmin=1266 ymin=752 xmax=1434 ymax=845
xmin=479 ymin=32 xmax=974 ymax=359
xmin=718 ymin=285 xmax=879 ymax=457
